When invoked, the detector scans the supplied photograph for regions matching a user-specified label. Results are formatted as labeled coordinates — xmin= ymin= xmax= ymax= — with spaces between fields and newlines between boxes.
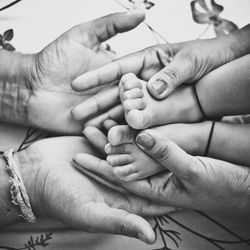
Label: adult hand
xmin=76 ymin=126 xmax=250 ymax=218
xmin=16 ymin=136 xmax=170 ymax=244
xmin=70 ymin=40 xmax=234 ymax=122
xmin=1 ymin=11 xmax=144 ymax=133
xmin=71 ymin=24 xmax=250 ymax=122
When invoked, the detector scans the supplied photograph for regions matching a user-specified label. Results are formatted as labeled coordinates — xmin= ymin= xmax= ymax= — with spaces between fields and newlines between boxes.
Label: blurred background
xmin=0 ymin=0 xmax=249 ymax=56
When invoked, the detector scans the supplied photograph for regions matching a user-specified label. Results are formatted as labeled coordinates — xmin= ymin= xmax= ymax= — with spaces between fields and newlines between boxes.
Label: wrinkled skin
xmin=25 ymin=11 xmax=145 ymax=134
xmin=17 ymin=136 xmax=171 ymax=244
xmin=75 ymin=125 xmax=250 ymax=219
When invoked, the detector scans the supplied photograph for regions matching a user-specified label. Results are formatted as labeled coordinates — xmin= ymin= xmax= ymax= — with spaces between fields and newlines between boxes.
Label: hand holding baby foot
xmin=105 ymin=125 xmax=165 ymax=181
xmin=119 ymin=73 xmax=203 ymax=130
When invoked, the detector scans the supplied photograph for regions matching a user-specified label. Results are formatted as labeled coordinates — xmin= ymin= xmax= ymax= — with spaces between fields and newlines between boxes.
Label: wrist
xmin=0 ymin=50 xmax=36 ymax=125
xmin=14 ymin=148 xmax=42 ymax=217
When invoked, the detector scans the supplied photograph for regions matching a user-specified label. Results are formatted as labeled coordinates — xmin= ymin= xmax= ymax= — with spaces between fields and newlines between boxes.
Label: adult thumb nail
xmin=136 ymin=132 xmax=154 ymax=150
xmin=151 ymin=80 xmax=167 ymax=95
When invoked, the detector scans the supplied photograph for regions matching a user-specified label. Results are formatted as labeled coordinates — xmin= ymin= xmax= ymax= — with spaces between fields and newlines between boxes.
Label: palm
xmin=24 ymin=136 xmax=159 ymax=241
xmin=29 ymin=28 xmax=115 ymax=134
xmin=26 ymin=11 xmax=145 ymax=134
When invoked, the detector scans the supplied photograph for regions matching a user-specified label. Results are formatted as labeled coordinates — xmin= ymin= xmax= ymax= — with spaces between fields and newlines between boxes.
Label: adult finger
xmin=147 ymin=53 xmax=192 ymax=99
xmin=83 ymin=126 xmax=107 ymax=154
xmin=102 ymin=119 xmax=119 ymax=131
xmin=72 ymin=86 xmax=119 ymax=121
xmin=72 ymin=51 xmax=146 ymax=91
xmin=74 ymin=153 xmax=180 ymax=213
xmin=74 ymin=153 xmax=119 ymax=183
xmin=135 ymin=130 xmax=197 ymax=180
xmin=83 ymin=105 xmax=124 ymax=129
xmin=77 ymin=200 xmax=155 ymax=243
xmin=85 ymin=10 xmax=145 ymax=47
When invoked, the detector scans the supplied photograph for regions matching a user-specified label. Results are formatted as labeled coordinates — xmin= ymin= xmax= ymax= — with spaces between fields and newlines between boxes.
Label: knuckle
xmin=116 ymin=223 xmax=127 ymax=235
xmin=152 ymin=144 xmax=172 ymax=163
xmin=178 ymin=47 xmax=195 ymax=61
xmin=160 ymin=67 xmax=180 ymax=87
xmin=154 ymin=45 xmax=173 ymax=66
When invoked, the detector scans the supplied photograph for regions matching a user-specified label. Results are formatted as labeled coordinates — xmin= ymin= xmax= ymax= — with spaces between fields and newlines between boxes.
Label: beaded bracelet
xmin=3 ymin=149 xmax=36 ymax=223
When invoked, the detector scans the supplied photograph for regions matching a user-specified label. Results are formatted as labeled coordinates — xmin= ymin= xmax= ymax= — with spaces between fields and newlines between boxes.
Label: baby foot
xmin=105 ymin=125 xmax=165 ymax=181
xmin=119 ymin=73 xmax=201 ymax=129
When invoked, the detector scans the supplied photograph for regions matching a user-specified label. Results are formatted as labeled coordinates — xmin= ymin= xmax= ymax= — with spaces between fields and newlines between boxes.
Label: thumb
xmin=135 ymin=130 xmax=196 ymax=180
xmin=85 ymin=203 xmax=155 ymax=244
xmin=86 ymin=10 xmax=145 ymax=46
xmin=147 ymin=53 xmax=192 ymax=99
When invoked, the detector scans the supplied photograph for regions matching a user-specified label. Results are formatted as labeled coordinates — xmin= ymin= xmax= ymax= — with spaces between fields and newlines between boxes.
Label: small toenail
xmin=104 ymin=144 xmax=111 ymax=154
xmin=136 ymin=133 xmax=154 ymax=150
xmin=152 ymin=81 xmax=167 ymax=95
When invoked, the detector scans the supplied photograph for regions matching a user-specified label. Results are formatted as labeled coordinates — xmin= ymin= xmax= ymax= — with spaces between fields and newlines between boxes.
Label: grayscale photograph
xmin=0 ymin=0 xmax=250 ymax=249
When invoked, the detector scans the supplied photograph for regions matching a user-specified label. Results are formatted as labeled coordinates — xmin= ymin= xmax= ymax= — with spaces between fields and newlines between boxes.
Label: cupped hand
xmin=26 ymin=11 xmax=144 ymax=134
xmin=71 ymin=37 xmax=237 ymax=122
xmin=75 ymin=125 xmax=250 ymax=218
xmin=16 ymin=136 xmax=172 ymax=244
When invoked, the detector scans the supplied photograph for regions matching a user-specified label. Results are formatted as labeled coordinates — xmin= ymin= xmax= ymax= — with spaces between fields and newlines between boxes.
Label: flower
xmin=191 ymin=0 xmax=238 ymax=36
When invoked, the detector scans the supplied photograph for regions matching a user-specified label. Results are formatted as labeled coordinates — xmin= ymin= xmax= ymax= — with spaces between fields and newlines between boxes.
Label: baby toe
xmin=123 ymin=88 xmax=144 ymax=100
xmin=126 ymin=110 xmax=151 ymax=129
xmin=120 ymin=73 xmax=137 ymax=85
xmin=124 ymin=78 xmax=142 ymax=90
xmin=105 ymin=143 xmax=131 ymax=155
xmin=107 ymin=154 xmax=134 ymax=166
xmin=112 ymin=164 xmax=137 ymax=180
xmin=123 ymin=99 xmax=146 ymax=111
xmin=108 ymin=125 xmax=135 ymax=146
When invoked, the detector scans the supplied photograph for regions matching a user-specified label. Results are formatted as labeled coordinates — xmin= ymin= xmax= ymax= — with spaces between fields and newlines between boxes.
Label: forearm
xmin=210 ymin=23 xmax=250 ymax=63
xmin=228 ymin=24 xmax=250 ymax=59
xmin=0 ymin=49 xmax=35 ymax=125
xmin=188 ymin=121 xmax=250 ymax=166
xmin=196 ymin=54 xmax=250 ymax=118
xmin=157 ymin=121 xmax=250 ymax=166
xmin=207 ymin=122 xmax=250 ymax=166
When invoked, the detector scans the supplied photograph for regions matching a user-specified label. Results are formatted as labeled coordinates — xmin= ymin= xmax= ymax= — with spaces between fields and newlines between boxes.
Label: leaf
xmin=144 ymin=0 xmax=155 ymax=9
xmin=211 ymin=0 xmax=224 ymax=15
xmin=3 ymin=29 xmax=14 ymax=42
xmin=191 ymin=1 xmax=210 ymax=24
xmin=3 ymin=43 xmax=15 ymax=51
xmin=195 ymin=0 xmax=209 ymax=12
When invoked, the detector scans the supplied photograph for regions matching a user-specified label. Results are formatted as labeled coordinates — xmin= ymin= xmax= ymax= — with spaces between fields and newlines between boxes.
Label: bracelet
xmin=204 ymin=121 xmax=216 ymax=156
xmin=193 ymin=84 xmax=206 ymax=120
xmin=3 ymin=149 xmax=36 ymax=223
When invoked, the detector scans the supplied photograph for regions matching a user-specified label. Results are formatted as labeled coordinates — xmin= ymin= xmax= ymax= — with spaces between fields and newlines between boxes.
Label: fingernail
xmin=136 ymin=133 xmax=154 ymax=150
xmin=138 ymin=233 xmax=148 ymax=243
xmin=104 ymin=144 xmax=110 ymax=154
xmin=151 ymin=81 xmax=167 ymax=95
